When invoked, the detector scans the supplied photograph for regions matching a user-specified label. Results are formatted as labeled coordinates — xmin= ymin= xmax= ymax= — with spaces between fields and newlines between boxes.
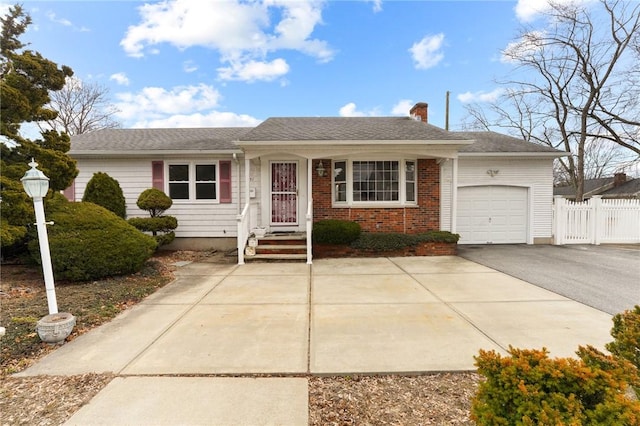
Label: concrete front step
xmin=259 ymin=233 xmax=306 ymax=241
xmin=245 ymin=253 xmax=308 ymax=260
xmin=257 ymin=244 xmax=307 ymax=250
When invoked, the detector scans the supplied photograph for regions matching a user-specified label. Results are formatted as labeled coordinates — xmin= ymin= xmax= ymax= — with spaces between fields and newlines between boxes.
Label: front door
xmin=270 ymin=161 xmax=298 ymax=226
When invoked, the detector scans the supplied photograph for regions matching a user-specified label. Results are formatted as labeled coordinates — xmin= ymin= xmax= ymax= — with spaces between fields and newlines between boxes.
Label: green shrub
xmin=128 ymin=216 xmax=178 ymax=233
xmin=82 ymin=172 xmax=127 ymax=218
xmin=607 ymin=306 xmax=640 ymax=371
xmin=350 ymin=231 xmax=460 ymax=251
xmin=312 ymin=220 xmax=361 ymax=245
xmin=129 ymin=188 xmax=177 ymax=247
xmin=29 ymin=200 xmax=157 ymax=281
xmin=606 ymin=305 xmax=640 ymax=397
xmin=136 ymin=188 xmax=172 ymax=217
xmin=472 ymin=346 xmax=640 ymax=425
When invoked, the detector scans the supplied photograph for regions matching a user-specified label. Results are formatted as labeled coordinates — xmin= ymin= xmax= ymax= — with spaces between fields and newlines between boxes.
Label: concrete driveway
xmin=17 ymin=256 xmax=614 ymax=425
xmin=458 ymin=244 xmax=640 ymax=315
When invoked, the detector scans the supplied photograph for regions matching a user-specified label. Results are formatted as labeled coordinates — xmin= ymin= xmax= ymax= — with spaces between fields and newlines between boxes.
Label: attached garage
xmin=457 ymin=186 xmax=528 ymax=244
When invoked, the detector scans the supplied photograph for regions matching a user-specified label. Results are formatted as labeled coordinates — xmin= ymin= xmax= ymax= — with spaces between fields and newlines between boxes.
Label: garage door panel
xmin=457 ymin=186 xmax=528 ymax=244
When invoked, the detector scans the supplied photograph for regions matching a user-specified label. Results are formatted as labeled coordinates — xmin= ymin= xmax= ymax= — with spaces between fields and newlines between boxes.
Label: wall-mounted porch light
xmin=316 ymin=160 xmax=326 ymax=177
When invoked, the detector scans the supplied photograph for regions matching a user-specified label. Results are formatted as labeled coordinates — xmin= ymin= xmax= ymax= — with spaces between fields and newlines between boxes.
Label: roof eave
xmin=69 ymin=149 xmax=244 ymax=157
xmin=236 ymin=139 xmax=475 ymax=146
xmin=460 ymin=151 xmax=568 ymax=158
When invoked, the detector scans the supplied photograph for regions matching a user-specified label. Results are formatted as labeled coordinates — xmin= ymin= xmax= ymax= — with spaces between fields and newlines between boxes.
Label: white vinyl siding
xmin=440 ymin=157 xmax=555 ymax=243
xmin=74 ymin=157 xmax=244 ymax=238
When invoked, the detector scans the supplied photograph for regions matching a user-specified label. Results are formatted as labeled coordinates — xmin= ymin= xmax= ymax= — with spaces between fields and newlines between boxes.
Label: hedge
xmin=350 ymin=231 xmax=460 ymax=251
xmin=312 ymin=220 xmax=361 ymax=245
xmin=29 ymin=200 xmax=157 ymax=281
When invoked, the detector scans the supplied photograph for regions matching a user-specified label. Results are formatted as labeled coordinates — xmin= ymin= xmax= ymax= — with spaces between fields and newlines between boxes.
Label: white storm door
xmin=270 ymin=161 xmax=298 ymax=226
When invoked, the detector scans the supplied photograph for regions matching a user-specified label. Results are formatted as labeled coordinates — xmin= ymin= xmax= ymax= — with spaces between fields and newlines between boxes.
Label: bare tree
xmin=40 ymin=76 xmax=120 ymax=135
xmin=463 ymin=0 xmax=640 ymax=200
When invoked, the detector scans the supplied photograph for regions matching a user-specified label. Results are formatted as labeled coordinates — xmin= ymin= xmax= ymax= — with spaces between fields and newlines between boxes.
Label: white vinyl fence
xmin=553 ymin=195 xmax=640 ymax=245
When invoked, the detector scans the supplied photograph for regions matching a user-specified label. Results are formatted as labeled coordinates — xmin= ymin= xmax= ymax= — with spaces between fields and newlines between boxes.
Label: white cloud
xmin=514 ymin=0 xmax=588 ymax=23
xmin=114 ymin=84 xmax=222 ymax=123
xmin=134 ymin=111 xmax=261 ymax=128
xmin=391 ymin=99 xmax=414 ymax=116
xmin=369 ymin=0 xmax=383 ymax=13
xmin=218 ymin=58 xmax=290 ymax=82
xmin=120 ymin=0 xmax=333 ymax=82
xmin=46 ymin=10 xmax=89 ymax=32
xmin=109 ymin=72 xmax=130 ymax=86
xmin=514 ymin=0 xmax=551 ymax=22
xmin=457 ymin=88 xmax=505 ymax=104
xmin=409 ymin=33 xmax=445 ymax=70
xmin=338 ymin=102 xmax=381 ymax=117
xmin=183 ymin=60 xmax=198 ymax=73
xmin=46 ymin=11 xmax=71 ymax=26
xmin=501 ymin=31 xmax=544 ymax=63
xmin=113 ymin=83 xmax=261 ymax=128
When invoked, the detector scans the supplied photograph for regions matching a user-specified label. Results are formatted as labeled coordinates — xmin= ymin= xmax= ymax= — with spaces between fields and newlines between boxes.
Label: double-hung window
xmin=333 ymin=159 xmax=417 ymax=205
xmin=168 ymin=163 xmax=217 ymax=201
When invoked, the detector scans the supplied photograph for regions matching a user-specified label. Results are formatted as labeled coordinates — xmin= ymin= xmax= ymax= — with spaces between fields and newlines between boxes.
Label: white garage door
xmin=457 ymin=186 xmax=528 ymax=244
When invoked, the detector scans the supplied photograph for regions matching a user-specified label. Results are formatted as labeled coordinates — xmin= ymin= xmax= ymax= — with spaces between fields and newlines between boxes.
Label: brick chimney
xmin=410 ymin=102 xmax=428 ymax=123
xmin=614 ymin=172 xmax=627 ymax=187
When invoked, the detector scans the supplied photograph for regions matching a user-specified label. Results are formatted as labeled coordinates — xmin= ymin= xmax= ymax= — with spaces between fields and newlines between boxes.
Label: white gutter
xmin=459 ymin=151 xmax=568 ymax=158
xmin=69 ymin=149 xmax=244 ymax=157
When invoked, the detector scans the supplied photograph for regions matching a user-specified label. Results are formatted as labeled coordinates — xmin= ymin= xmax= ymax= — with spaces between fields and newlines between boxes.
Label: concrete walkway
xmin=17 ymin=256 xmax=614 ymax=425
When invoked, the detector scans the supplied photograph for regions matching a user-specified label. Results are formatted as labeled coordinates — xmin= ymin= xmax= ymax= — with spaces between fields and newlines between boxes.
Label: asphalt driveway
xmin=458 ymin=244 xmax=640 ymax=315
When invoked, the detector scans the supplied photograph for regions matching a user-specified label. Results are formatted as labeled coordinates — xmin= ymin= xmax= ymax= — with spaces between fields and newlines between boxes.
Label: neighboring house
xmin=67 ymin=102 xmax=565 ymax=260
xmin=554 ymin=173 xmax=640 ymax=200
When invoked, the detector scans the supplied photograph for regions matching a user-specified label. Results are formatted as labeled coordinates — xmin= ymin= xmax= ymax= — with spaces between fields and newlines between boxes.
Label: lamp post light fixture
xmin=21 ymin=159 xmax=76 ymax=343
xmin=21 ymin=159 xmax=58 ymax=315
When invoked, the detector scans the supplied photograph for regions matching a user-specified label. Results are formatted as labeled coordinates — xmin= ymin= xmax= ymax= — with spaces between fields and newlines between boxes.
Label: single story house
xmin=554 ymin=173 xmax=640 ymax=199
xmin=67 ymin=103 xmax=565 ymax=263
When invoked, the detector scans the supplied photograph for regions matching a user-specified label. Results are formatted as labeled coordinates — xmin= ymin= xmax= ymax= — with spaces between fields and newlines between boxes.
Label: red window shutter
xmin=62 ymin=180 xmax=75 ymax=201
xmin=152 ymin=161 xmax=164 ymax=191
xmin=220 ymin=160 xmax=232 ymax=203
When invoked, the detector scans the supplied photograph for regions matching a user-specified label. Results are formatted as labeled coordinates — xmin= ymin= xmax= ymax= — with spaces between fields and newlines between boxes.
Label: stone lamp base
xmin=36 ymin=312 xmax=76 ymax=344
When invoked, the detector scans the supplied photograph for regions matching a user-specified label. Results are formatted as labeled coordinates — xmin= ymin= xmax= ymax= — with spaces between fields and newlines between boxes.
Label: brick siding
xmin=312 ymin=159 xmax=440 ymax=233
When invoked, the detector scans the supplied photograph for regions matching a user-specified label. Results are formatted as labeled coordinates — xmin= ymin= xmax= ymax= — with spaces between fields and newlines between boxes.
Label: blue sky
xmin=6 ymin=0 xmax=560 ymax=131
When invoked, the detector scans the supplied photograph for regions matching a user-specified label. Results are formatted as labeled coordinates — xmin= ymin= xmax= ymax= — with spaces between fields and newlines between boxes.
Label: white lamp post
xmin=21 ymin=159 xmax=58 ymax=315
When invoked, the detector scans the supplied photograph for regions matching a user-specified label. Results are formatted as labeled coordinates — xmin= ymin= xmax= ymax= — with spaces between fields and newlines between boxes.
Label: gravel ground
xmin=1 ymin=372 xmax=479 ymax=425
xmin=1 ymin=251 xmax=480 ymax=425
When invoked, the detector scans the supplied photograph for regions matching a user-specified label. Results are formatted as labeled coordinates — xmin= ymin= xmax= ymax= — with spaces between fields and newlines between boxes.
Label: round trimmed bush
xmin=82 ymin=172 xmax=127 ymax=218
xmin=136 ymin=188 xmax=172 ymax=217
xmin=129 ymin=188 xmax=177 ymax=247
xmin=128 ymin=216 xmax=178 ymax=233
xmin=29 ymin=200 xmax=157 ymax=282
xmin=312 ymin=220 xmax=361 ymax=245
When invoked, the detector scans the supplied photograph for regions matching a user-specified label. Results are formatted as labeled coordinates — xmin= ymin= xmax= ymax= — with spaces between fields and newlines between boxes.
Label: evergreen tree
xmin=82 ymin=172 xmax=127 ymax=218
xmin=0 ymin=5 xmax=78 ymax=249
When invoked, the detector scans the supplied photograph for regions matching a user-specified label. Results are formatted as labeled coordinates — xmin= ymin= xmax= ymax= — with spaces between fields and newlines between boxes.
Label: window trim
xmin=332 ymin=158 xmax=418 ymax=207
xmin=166 ymin=161 xmax=220 ymax=203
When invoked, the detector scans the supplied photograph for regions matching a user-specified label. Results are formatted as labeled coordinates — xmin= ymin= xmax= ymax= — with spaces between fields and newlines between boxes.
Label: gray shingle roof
xmin=553 ymin=176 xmax=640 ymax=197
xmin=70 ymin=128 xmax=252 ymax=153
xmin=240 ymin=117 xmax=469 ymax=141
xmin=554 ymin=177 xmax=613 ymax=196
xmin=602 ymin=178 xmax=640 ymax=196
xmin=453 ymin=131 xmax=563 ymax=154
